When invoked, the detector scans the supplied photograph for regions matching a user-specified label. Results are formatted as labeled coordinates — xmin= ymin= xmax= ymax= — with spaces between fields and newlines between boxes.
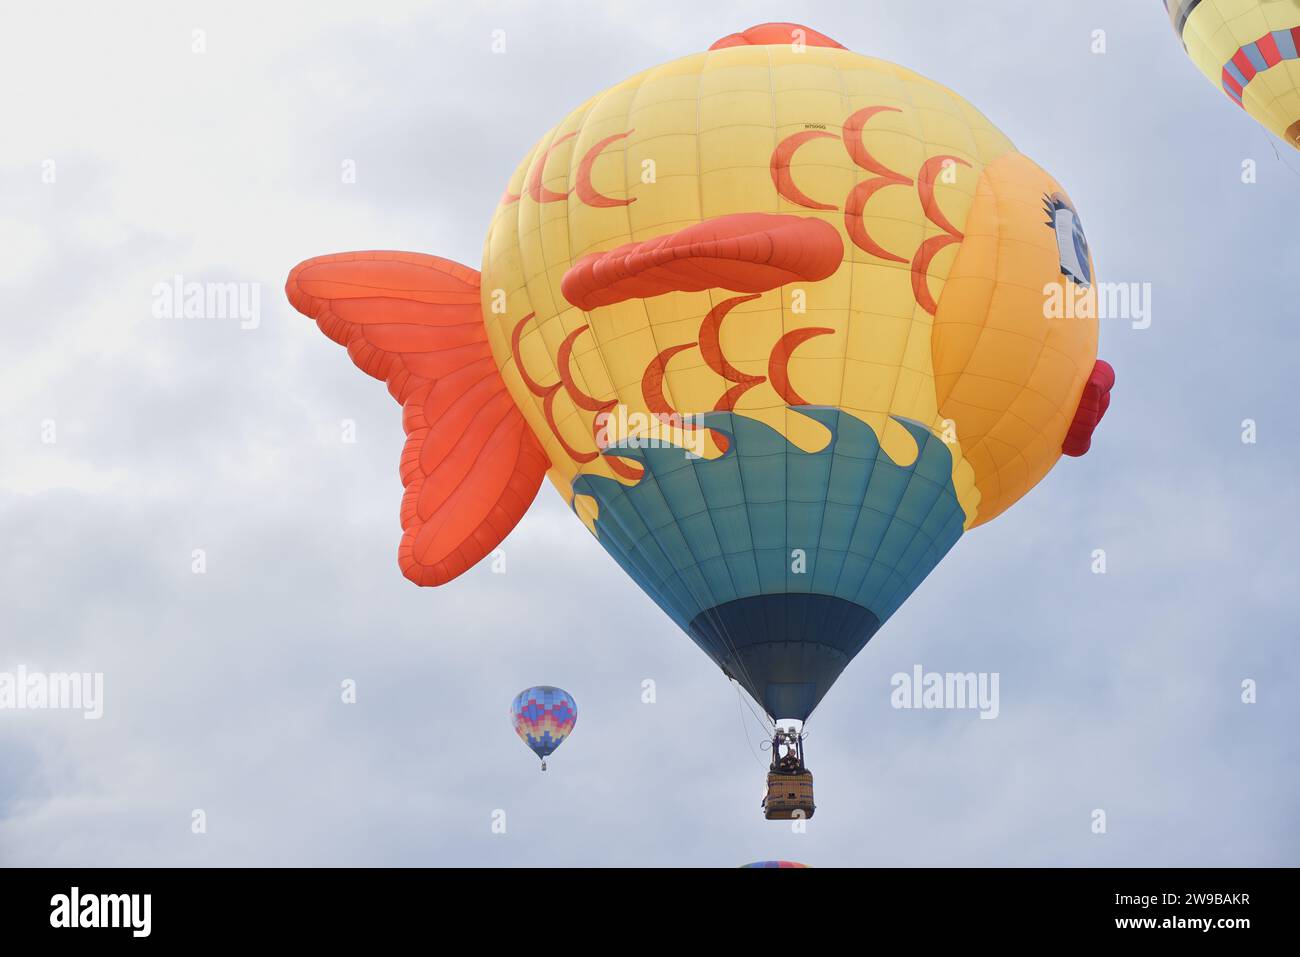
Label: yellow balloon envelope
xmin=1166 ymin=0 xmax=1300 ymax=150
xmin=286 ymin=23 xmax=1115 ymax=721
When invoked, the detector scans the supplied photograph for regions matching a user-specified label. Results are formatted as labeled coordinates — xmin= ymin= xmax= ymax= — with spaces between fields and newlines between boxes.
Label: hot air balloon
xmin=286 ymin=22 xmax=1114 ymax=814
xmin=1164 ymin=0 xmax=1300 ymax=150
xmin=742 ymin=861 xmax=810 ymax=868
xmin=511 ymin=686 xmax=577 ymax=770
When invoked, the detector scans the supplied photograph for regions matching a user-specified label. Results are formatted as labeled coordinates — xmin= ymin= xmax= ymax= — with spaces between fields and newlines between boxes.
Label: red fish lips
xmin=1062 ymin=359 xmax=1116 ymax=457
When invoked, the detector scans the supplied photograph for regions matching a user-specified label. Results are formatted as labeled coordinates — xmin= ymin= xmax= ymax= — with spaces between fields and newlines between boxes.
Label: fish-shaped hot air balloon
xmin=286 ymin=23 xmax=1114 ymax=736
xmin=1164 ymin=0 xmax=1300 ymax=150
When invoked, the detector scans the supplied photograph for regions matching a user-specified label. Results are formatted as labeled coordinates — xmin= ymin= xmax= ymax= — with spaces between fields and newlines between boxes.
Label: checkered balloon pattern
xmin=511 ymin=686 xmax=577 ymax=760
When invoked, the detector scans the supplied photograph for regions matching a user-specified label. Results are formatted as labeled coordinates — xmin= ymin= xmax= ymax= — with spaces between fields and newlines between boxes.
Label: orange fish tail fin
xmin=285 ymin=251 xmax=550 ymax=585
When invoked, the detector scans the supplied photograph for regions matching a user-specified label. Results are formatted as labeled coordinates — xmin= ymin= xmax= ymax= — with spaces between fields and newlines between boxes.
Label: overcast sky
xmin=2 ymin=0 xmax=1297 ymax=867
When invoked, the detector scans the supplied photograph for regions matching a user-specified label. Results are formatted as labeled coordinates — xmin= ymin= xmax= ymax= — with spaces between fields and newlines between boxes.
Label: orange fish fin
xmin=285 ymin=251 xmax=550 ymax=585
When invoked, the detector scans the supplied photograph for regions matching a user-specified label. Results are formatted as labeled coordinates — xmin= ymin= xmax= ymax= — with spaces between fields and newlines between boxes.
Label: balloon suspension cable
xmin=734 ymin=679 xmax=774 ymax=737
xmin=735 ymin=686 xmax=767 ymax=767
xmin=694 ymin=601 xmax=765 ymax=717
xmin=1267 ymin=135 xmax=1300 ymax=178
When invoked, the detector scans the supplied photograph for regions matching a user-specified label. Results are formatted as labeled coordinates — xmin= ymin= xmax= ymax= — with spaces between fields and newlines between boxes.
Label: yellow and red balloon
xmin=286 ymin=22 xmax=1113 ymax=722
xmin=1165 ymin=0 xmax=1300 ymax=150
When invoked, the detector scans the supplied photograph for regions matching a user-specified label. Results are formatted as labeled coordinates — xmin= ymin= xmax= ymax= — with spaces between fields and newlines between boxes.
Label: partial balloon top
xmin=1165 ymin=0 xmax=1300 ymax=150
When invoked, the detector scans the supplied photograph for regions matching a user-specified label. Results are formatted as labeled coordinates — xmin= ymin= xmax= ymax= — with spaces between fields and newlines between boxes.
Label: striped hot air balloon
xmin=1164 ymin=0 xmax=1300 ymax=150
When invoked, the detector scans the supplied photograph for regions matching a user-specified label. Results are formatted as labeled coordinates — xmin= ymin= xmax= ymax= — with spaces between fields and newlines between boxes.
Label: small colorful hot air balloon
xmin=1164 ymin=0 xmax=1300 ymax=150
xmin=742 ymin=861 xmax=810 ymax=868
xmin=510 ymin=686 xmax=577 ymax=770
xmin=286 ymin=23 xmax=1114 ymax=800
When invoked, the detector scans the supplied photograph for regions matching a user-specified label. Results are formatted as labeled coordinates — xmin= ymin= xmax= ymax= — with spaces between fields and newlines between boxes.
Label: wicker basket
xmin=763 ymin=770 xmax=815 ymax=820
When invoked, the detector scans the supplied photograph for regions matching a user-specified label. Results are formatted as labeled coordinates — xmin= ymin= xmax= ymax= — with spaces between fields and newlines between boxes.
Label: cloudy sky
xmin=2 ymin=0 xmax=1297 ymax=867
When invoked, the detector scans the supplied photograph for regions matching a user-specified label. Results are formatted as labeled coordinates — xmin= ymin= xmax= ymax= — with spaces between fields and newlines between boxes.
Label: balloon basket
xmin=762 ymin=770 xmax=815 ymax=821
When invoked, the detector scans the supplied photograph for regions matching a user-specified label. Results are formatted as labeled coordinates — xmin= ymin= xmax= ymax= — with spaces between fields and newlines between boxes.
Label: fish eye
xmin=1044 ymin=193 xmax=1092 ymax=288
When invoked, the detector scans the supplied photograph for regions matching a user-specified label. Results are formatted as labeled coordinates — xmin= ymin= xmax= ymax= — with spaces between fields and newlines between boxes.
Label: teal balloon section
xmin=573 ymin=408 xmax=966 ymax=721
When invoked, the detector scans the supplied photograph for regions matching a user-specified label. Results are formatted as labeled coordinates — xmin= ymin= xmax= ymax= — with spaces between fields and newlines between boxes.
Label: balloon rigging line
xmin=735 ymin=679 xmax=774 ymax=738
xmin=1267 ymin=135 xmax=1300 ymax=178
xmin=735 ymin=684 xmax=769 ymax=767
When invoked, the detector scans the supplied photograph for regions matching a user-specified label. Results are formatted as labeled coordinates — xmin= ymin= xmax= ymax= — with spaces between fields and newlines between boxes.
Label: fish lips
xmin=1062 ymin=359 xmax=1116 ymax=457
